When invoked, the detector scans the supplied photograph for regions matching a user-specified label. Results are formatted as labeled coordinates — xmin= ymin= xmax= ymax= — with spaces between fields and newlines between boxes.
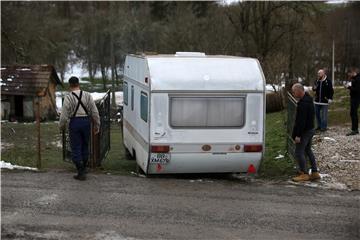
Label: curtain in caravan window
xmin=140 ymin=92 xmax=148 ymax=122
xmin=170 ymin=97 xmax=245 ymax=128
xmin=131 ymin=86 xmax=134 ymax=111
xmin=123 ymin=82 xmax=128 ymax=105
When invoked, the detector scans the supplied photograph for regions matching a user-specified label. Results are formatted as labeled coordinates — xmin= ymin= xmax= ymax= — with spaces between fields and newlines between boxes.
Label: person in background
xmin=292 ymin=83 xmax=320 ymax=182
xmin=313 ymin=69 xmax=334 ymax=132
xmin=59 ymin=76 xmax=100 ymax=181
xmin=346 ymin=67 xmax=360 ymax=136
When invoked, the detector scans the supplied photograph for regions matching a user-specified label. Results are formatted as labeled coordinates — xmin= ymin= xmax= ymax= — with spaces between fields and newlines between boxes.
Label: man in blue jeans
xmin=59 ymin=77 xmax=100 ymax=180
xmin=313 ymin=69 xmax=334 ymax=132
xmin=291 ymin=83 xmax=320 ymax=182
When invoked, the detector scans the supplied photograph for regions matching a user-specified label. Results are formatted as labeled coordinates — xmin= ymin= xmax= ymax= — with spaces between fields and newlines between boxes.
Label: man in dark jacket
xmin=346 ymin=67 xmax=360 ymax=136
xmin=292 ymin=83 xmax=320 ymax=182
xmin=313 ymin=69 xmax=334 ymax=131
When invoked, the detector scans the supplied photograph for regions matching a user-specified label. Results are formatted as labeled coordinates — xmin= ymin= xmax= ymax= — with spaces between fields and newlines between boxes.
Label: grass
xmin=1 ymin=88 xmax=357 ymax=179
xmin=258 ymin=111 xmax=294 ymax=179
xmin=1 ymin=122 xmax=72 ymax=170
xmin=101 ymin=123 xmax=136 ymax=175
xmin=327 ymin=87 xmax=352 ymax=126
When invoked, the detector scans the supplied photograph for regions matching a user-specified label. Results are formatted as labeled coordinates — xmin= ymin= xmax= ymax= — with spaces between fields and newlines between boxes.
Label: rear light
xmin=151 ymin=145 xmax=170 ymax=153
xmin=247 ymin=164 xmax=257 ymax=174
xmin=244 ymin=144 xmax=263 ymax=152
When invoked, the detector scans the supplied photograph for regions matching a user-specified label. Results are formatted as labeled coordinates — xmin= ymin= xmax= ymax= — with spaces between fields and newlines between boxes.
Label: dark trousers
xmin=350 ymin=97 xmax=360 ymax=131
xmin=69 ymin=117 xmax=91 ymax=170
xmin=295 ymin=129 xmax=317 ymax=173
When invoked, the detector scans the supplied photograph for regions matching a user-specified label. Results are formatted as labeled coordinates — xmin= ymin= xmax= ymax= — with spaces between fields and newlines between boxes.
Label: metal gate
xmin=62 ymin=90 xmax=111 ymax=167
xmin=287 ymin=91 xmax=297 ymax=161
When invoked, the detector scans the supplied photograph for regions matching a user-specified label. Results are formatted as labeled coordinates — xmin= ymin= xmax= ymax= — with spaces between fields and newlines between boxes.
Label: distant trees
xmin=1 ymin=1 xmax=359 ymax=87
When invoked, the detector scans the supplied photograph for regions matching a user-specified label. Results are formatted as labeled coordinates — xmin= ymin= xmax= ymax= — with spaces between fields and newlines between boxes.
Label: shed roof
xmin=0 ymin=65 xmax=62 ymax=96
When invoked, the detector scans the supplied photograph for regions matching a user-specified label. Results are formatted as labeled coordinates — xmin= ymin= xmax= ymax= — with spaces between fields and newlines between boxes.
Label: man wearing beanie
xmin=59 ymin=76 xmax=100 ymax=180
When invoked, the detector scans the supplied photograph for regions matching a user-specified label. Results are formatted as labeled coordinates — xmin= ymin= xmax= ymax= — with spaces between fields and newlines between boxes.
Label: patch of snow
xmin=0 ymin=82 xmax=5 ymax=86
xmin=7 ymin=78 xmax=13 ymax=81
xmin=130 ymin=171 xmax=146 ymax=178
xmin=114 ymin=91 xmax=123 ymax=106
xmin=91 ymin=92 xmax=107 ymax=101
xmin=79 ymin=79 xmax=91 ymax=84
xmin=275 ymin=154 xmax=284 ymax=159
xmin=1 ymin=68 xmax=6 ymax=70
xmin=52 ymin=140 xmax=62 ymax=148
xmin=265 ymin=84 xmax=282 ymax=92
xmin=0 ymin=161 xmax=38 ymax=171
xmin=323 ymin=137 xmax=336 ymax=142
xmin=16 ymin=68 xmax=31 ymax=71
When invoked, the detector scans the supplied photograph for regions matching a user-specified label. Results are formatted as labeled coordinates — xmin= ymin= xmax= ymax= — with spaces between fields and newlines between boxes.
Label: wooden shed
xmin=1 ymin=65 xmax=62 ymax=121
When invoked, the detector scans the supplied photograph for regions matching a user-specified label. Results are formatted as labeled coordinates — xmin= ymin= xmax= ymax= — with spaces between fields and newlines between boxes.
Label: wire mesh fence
xmin=2 ymin=91 xmax=111 ymax=169
xmin=286 ymin=92 xmax=297 ymax=161
xmin=1 ymin=120 xmax=66 ymax=169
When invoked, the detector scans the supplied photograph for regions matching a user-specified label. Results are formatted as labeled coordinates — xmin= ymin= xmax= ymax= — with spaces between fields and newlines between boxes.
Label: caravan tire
xmin=136 ymin=163 xmax=146 ymax=176
xmin=124 ymin=145 xmax=135 ymax=160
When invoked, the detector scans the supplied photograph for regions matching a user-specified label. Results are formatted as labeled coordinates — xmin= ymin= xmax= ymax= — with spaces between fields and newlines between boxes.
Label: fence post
xmin=36 ymin=96 xmax=42 ymax=169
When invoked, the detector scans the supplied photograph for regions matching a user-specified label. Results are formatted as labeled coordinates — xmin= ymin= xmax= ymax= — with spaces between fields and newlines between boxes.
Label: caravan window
xmin=123 ymin=82 xmax=128 ymax=105
xmin=170 ymin=96 xmax=245 ymax=128
xmin=131 ymin=86 xmax=134 ymax=111
xmin=140 ymin=92 xmax=148 ymax=122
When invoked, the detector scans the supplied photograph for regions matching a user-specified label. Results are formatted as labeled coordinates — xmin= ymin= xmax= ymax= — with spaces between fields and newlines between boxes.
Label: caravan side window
xmin=131 ymin=85 xmax=134 ymax=111
xmin=140 ymin=92 xmax=148 ymax=122
xmin=123 ymin=82 xmax=128 ymax=105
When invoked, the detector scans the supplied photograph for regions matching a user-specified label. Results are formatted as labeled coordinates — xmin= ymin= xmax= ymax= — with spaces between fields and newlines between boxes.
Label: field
xmin=1 ymin=88 xmax=355 ymax=179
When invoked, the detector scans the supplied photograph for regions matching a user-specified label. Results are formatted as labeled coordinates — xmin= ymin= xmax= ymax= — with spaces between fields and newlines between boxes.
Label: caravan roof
xmin=143 ymin=54 xmax=265 ymax=91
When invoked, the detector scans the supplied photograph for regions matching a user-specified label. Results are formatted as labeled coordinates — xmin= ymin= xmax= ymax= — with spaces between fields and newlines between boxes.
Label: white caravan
xmin=122 ymin=52 xmax=266 ymax=174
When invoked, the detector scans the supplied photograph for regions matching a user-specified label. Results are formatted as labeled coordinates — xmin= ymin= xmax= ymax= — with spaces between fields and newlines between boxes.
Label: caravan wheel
xmin=124 ymin=145 xmax=135 ymax=160
xmin=136 ymin=163 xmax=146 ymax=176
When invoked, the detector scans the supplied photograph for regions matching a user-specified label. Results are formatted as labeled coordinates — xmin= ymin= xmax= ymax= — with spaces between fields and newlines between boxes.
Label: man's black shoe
xmin=346 ymin=130 xmax=359 ymax=136
xmin=73 ymin=175 xmax=86 ymax=181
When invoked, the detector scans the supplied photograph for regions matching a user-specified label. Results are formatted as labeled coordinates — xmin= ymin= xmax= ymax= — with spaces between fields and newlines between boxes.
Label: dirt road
xmin=1 ymin=171 xmax=359 ymax=240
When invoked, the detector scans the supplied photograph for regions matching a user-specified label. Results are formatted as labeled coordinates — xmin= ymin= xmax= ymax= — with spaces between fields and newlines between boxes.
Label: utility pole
xmin=332 ymin=39 xmax=335 ymax=86
xmin=110 ymin=1 xmax=116 ymax=108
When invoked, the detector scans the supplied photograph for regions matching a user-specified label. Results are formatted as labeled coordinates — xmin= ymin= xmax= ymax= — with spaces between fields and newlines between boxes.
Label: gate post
xmin=36 ymin=96 xmax=42 ymax=169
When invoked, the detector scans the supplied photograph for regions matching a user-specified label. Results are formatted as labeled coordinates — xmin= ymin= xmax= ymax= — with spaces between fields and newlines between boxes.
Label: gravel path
xmin=312 ymin=126 xmax=360 ymax=191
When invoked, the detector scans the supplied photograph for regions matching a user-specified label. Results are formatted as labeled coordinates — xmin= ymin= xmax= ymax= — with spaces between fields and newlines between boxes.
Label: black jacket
xmin=292 ymin=93 xmax=315 ymax=139
xmin=349 ymin=73 xmax=360 ymax=99
xmin=313 ymin=77 xmax=334 ymax=103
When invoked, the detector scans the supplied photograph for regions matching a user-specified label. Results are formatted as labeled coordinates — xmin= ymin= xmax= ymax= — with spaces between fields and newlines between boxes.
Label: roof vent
xmin=175 ymin=52 xmax=206 ymax=57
